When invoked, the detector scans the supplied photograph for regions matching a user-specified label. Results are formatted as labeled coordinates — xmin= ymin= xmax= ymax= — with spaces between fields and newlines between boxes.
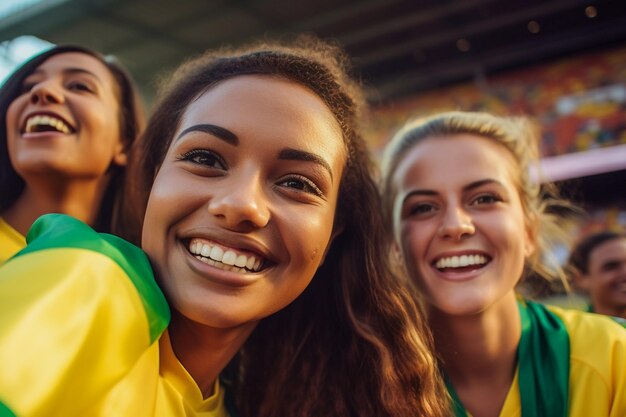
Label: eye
xmin=409 ymin=203 xmax=436 ymax=216
xmin=179 ymin=149 xmax=226 ymax=170
xmin=601 ymin=261 xmax=621 ymax=272
xmin=20 ymin=82 xmax=36 ymax=94
xmin=278 ymin=175 xmax=323 ymax=197
xmin=67 ymin=81 xmax=94 ymax=93
xmin=471 ymin=193 xmax=502 ymax=206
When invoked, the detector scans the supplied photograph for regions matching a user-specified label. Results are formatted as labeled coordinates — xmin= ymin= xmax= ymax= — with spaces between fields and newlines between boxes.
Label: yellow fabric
xmin=0 ymin=248 xmax=153 ymax=416
xmin=86 ymin=333 xmax=228 ymax=417
xmin=0 ymin=244 xmax=229 ymax=416
xmin=490 ymin=306 xmax=626 ymax=417
xmin=156 ymin=331 xmax=228 ymax=417
xmin=0 ymin=217 xmax=25 ymax=264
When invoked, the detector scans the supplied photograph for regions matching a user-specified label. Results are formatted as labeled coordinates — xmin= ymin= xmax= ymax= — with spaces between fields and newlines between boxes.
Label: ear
xmin=524 ymin=238 xmax=535 ymax=258
xmin=112 ymin=142 xmax=128 ymax=167
xmin=391 ymin=240 xmax=404 ymax=264
xmin=523 ymin=217 xmax=537 ymax=258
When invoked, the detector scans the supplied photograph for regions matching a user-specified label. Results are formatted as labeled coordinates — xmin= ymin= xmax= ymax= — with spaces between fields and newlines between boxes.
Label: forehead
xmin=393 ymin=133 xmax=519 ymax=188
xmin=31 ymin=52 xmax=114 ymax=84
xmin=180 ymin=75 xmax=345 ymax=155
xmin=590 ymin=238 xmax=626 ymax=263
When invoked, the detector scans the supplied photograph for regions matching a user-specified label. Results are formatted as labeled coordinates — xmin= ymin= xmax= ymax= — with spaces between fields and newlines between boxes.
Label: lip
xmin=430 ymin=249 xmax=492 ymax=282
xmin=177 ymin=228 xmax=278 ymax=288
xmin=180 ymin=239 xmax=270 ymax=288
xmin=180 ymin=228 xmax=277 ymax=262
xmin=20 ymin=110 xmax=76 ymax=135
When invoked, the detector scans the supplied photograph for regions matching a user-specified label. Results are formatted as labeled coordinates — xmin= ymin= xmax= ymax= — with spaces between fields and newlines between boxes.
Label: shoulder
xmin=545 ymin=305 xmax=626 ymax=417
xmin=546 ymin=304 xmax=626 ymax=347
xmin=6 ymin=213 xmax=170 ymax=342
xmin=547 ymin=304 xmax=626 ymax=380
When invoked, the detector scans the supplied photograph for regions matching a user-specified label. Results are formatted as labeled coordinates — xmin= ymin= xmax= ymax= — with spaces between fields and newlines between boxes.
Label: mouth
xmin=433 ymin=253 xmax=491 ymax=273
xmin=187 ymin=237 xmax=268 ymax=274
xmin=22 ymin=114 xmax=75 ymax=135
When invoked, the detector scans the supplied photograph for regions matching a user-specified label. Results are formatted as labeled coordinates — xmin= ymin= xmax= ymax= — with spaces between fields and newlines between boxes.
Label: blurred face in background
xmin=6 ymin=52 xmax=126 ymax=184
xmin=582 ymin=237 xmax=626 ymax=317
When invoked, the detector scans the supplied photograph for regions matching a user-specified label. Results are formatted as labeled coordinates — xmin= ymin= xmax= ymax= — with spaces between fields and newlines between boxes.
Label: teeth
xmin=189 ymin=238 xmax=262 ymax=272
xmin=25 ymin=115 xmax=71 ymax=134
xmin=222 ymin=250 xmax=237 ymax=266
xmin=235 ymin=254 xmax=247 ymax=267
xmin=436 ymin=254 xmax=487 ymax=269
xmin=195 ymin=256 xmax=247 ymax=273
xmin=209 ymin=246 xmax=223 ymax=261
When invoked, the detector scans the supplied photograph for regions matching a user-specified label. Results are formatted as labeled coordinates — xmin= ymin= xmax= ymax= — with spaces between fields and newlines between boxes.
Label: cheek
xmin=141 ymin=173 xmax=182 ymax=251
xmin=400 ymin=222 xmax=426 ymax=253
xmin=6 ymin=97 xmax=25 ymax=143
xmin=399 ymin=223 xmax=428 ymax=273
xmin=286 ymin=209 xmax=334 ymax=268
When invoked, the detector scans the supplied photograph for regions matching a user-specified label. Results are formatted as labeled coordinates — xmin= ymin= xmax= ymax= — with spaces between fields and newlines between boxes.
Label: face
xmin=583 ymin=238 xmax=626 ymax=314
xmin=6 ymin=52 xmax=126 ymax=182
xmin=391 ymin=134 xmax=534 ymax=316
xmin=142 ymin=75 xmax=346 ymax=330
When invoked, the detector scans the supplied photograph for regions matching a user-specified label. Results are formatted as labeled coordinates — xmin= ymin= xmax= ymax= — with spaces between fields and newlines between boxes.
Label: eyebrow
xmin=278 ymin=148 xmax=334 ymax=182
xmin=402 ymin=178 xmax=504 ymax=204
xmin=176 ymin=124 xmax=239 ymax=145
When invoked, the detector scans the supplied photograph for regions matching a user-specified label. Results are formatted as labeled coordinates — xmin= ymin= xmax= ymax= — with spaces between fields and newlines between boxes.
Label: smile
xmin=434 ymin=253 xmax=489 ymax=271
xmin=23 ymin=114 xmax=74 ymax=134
xmin=188 ymin=238 xmax=264 ymax=273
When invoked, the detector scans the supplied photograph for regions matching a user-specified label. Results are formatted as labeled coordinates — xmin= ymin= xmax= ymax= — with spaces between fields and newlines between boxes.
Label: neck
xmin=168 ymin=309 xmax=257 ymax=398
xmin=430 ymin=292 xmax=521 ymax=416
xmin=2 ymin=178 xmax=110 ymax=235
xmin=591 ymin=302 xmax=626 ymax=320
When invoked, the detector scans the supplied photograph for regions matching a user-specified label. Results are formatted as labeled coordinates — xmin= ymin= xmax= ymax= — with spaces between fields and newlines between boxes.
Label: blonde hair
xmin=381 ymin=111 xmax=579 ymax=294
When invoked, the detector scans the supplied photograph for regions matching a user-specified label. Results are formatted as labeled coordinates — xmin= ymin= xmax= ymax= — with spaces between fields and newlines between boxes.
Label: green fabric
xmin=446 ymin=300 xmax=570 ymax=417
xmin=0 ymin=401 xmax=16 ymax=417
xmin=444 ymin=377 xmax=468 ymax=417
xmin=13 ymin=214 xmax=170 ymax=343
xmin=517 ymin=300 xmax=569 ymax=417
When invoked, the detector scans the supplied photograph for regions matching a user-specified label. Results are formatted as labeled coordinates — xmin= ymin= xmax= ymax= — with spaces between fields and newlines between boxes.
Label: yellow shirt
xmin=0 ymin=216 xmax=25 ymax=264
xmin=83 ymin=332 xmax=229 ymax=417
xmin=491 ymin=306 xmax=626 ymax=417
xmin=0 ymin=214 xmax=230 ymax=417
xmin=156 ymin=331 xmax=229 ymax=417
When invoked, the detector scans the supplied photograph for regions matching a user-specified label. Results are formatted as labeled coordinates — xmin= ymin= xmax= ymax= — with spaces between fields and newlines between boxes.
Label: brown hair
xmin=381 ymin=111 xmax=579 ymax=294
xmin=568 ymin=229 xmax=626 ymax=275
xmin=0 ymin=44 xmax=145 ymax=233
xmin=123 ymin=36 xmax=449 ymax=417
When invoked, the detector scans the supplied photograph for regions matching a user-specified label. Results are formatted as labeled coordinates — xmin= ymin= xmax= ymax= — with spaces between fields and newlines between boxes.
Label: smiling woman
xmin=381 ymin=111 xmax=626 ymax=417
xmin=0 ymin=44 xmax=145 ymax=263
xmin=0 ymin=38 xmax=450 ymax=417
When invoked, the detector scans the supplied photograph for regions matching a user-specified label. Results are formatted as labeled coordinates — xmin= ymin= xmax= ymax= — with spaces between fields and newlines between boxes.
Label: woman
xmin=0 ymin=38 xmax=449 ymax=417
xmin=0 ymin=45 xmax=145 ymax=263
xmin=381 ymin=111 xmax=626 ymax=417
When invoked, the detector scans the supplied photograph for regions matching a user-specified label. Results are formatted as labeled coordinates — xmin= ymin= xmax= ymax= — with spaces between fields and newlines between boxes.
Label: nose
xmin=437 ymin=205 xmax=475 ymax=240
xmin=29 ymin=80 xmax=64 ymax=105
xmin=207 ymin=171 xmax=271 ymax=231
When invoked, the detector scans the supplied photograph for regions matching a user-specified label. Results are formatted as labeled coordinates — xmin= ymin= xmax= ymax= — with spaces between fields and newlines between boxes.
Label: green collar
xmin=446 ymin=300 xmax=570 ymax=417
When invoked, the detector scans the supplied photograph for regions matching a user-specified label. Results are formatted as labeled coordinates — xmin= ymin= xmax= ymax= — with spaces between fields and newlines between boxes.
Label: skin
xmin=141 ymin=75 xmax=346 ymax=396
xmin=4 ymin=52 xmax=127 ymax=234
xmin=579 ymin=237 xmax=626 ymax=319
xmin=391 ymin=134 xmax=535 ymax=417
